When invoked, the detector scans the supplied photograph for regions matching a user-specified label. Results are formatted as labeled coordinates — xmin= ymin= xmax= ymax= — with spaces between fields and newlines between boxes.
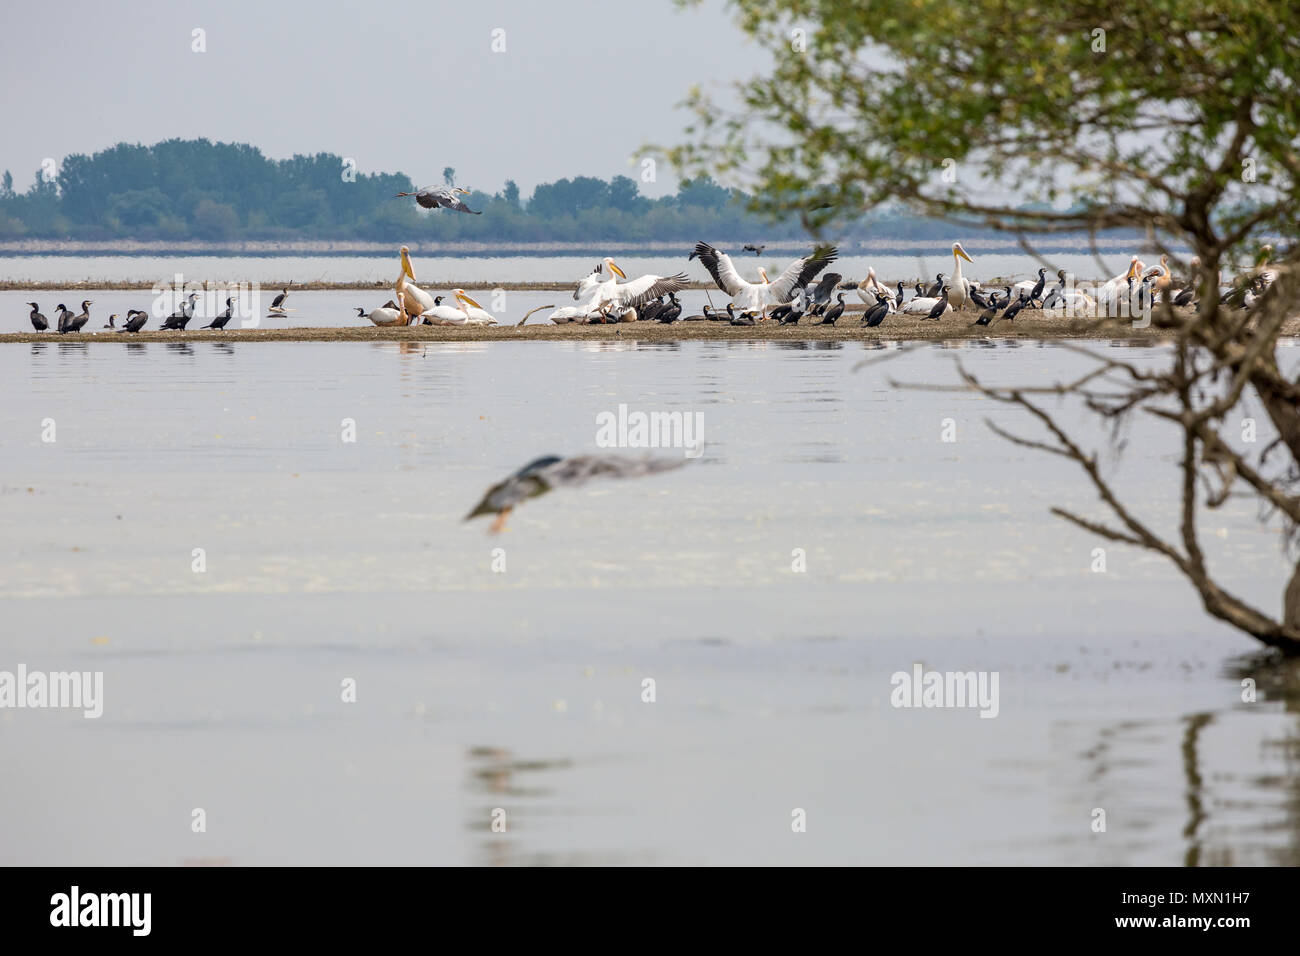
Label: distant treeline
xmin=0 ymin=137 xmax=1105 ymax=245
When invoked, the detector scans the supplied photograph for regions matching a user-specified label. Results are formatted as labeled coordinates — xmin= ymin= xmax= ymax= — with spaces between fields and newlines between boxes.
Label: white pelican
xmin=851 ymin=267 xmax=896 ymax=310
xmin=1096 ymin=257 xmax=1144 ymax=313
xmin=691 ymin=241 xmax=837 ymax=318
xmin=357 ymin=301 xmax=406 ymax=327
xmin=456 ymin=289 xmax=497 ymax=324
xmin=901 ymin=288 xmax=952 ymax=316
xmin=420 ymin=290 xmax=496 ymax=326
xmin=547 ymin=266 xmax=607 ymax=323
xmin=948 ymin=243 xmax=975 ymax=309
xmin=585 ymin=257 xmax=690 ymax=313
xmin=1044 ymin=290 xmax=1097 ymax=313
xmin=396 ymin=246 xmax=436 ymax=321
xmin=1143 ymin=255 xmax=1174 ymax=298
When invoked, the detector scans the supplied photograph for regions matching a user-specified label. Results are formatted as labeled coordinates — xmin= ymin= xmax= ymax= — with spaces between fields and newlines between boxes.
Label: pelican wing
xmin=767 ymin=246 xmax=838 ymax=301
xmin=691 ymin=242 xmax=748 ymax=296
xmin=613 ymin=273 xmax=690 ymax=308
xmin=808 ymin=272 xmax=844 ymax=305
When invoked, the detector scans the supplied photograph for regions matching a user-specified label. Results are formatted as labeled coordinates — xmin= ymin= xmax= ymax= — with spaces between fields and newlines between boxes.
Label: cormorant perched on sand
xmin=861 ymin=297 xmax=889 ymax=327
xmin=926 ymin=287 xmax=951 ymax=320
xmin=640 ymin=296 xmax=667 ymax=323
xmin=161 ymin=293 xmax=199 ymax=330
xmin=27 ymin=302 xmax=48 ymax=331
xmin=818 ymin=292 xmax=847 ymax=325
xmin=777 ymin=294 xmax=807 ymax=325
xmin=204 ymin=297 xmax=234 ymax=330
xmin=1000 ymin=293 xmax=1030 ymax=322
xmin=728 ymin=304 xmax=756 ymax=326
xmin=70 ymin=300 xmax=92 ymax=333
xmin=655 ymin=293 xmax=682 ymax=324
xmin=1027 ymin=267 xmax=1048 ymax=306
xmin=120 ymin=310 xmax=149 ymax=333
xmin=269 ymin=285 xmax=291 ymax=313
xmin=58 ymin=301 xmax=91 ymax=333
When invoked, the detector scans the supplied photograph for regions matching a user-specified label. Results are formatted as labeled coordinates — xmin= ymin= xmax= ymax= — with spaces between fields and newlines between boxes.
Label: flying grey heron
xmin=394 ymin=185 xmax=482 ymax=215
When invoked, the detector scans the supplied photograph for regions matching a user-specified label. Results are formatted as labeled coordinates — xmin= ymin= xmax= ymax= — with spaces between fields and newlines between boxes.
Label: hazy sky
xmin=0 ymin=0 xmax=755 ymax=196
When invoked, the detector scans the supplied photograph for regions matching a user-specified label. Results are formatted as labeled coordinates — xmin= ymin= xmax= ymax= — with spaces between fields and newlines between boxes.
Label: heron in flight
xmin=394 ymin=185 xmax=482 ymax=215
xmin=466 ymin=453 xmax=689 ymax=534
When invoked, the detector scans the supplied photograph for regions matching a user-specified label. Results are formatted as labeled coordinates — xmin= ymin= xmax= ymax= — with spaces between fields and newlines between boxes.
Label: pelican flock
xmin=16 ymin=236 xmax=1264 ymax=336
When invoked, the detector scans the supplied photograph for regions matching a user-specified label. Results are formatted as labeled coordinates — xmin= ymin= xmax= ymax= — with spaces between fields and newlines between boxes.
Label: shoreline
xmin=6 ymin=313 xmax=1284 ymax=344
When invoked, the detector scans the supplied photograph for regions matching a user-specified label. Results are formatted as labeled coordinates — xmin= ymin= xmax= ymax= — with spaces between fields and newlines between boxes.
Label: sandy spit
xmin=6 ymin=311 xmax=1279 ymax=345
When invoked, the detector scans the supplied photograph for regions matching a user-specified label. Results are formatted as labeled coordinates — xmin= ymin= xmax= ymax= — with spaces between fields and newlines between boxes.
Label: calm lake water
xmin=2 ymin=338 xmax=1298 ymax=865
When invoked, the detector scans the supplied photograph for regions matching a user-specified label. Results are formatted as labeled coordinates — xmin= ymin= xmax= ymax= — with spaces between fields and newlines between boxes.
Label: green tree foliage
xmin=667 ymin=0 xmax=1300 ymax=651
xmin=668 ymin=0 xmax=1298 ymax=256
xmin=0 ymin=139 xmax=875 ymax=242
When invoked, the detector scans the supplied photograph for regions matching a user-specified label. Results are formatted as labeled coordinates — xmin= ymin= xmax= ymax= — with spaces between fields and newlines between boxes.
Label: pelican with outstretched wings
xmin=394 ymin=185 xmax=482 ymax=214
xmin=584 ymin=257 xmax=690 ymax=314
xmin=690 ymin=241 xmax=837 ymax=317
xmin=466 ymin=453 xmax=689 ymax=533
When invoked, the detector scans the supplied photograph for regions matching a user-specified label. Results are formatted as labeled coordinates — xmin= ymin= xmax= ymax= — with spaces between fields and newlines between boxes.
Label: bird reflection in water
xmin=465 ymin=746 xmax=571 ymax=867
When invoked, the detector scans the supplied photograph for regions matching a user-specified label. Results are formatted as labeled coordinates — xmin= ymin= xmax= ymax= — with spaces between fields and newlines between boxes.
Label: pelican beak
xmin=402 ymin=249 xmax=416 ymax=280
xmin=609 ymin=262 xmax=626 ymax=279
xmin=458 ymin=292 xmax=484 ymax=310
xmin=1126 ymin=260 xmax=1138 ymax=279
xmin=955 ymin=245 xmax=974 ymax=262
